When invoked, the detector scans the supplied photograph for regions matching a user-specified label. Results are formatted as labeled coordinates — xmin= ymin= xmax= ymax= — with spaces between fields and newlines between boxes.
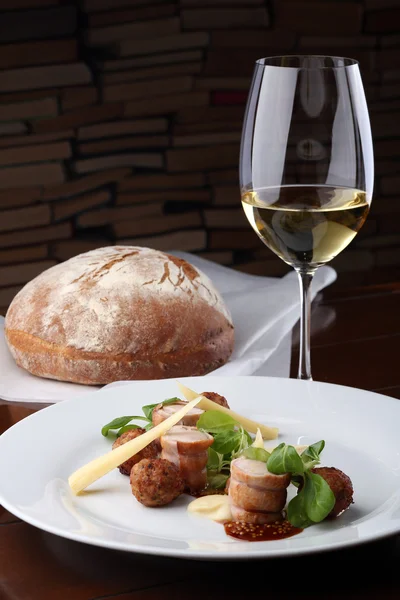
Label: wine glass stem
xmin=296 ymin=269 xmax=316 ymax=381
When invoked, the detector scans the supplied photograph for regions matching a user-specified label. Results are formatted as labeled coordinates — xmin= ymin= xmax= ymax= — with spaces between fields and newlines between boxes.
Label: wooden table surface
xmin=1 ymin=278 xmax=400 ymax=600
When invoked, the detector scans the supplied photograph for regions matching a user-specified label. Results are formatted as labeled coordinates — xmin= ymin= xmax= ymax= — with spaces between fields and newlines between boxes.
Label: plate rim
xmin=1 ymin=493 xmax=399 ymax=562
xmin=1 ymin=375 xmax=400 ymax=561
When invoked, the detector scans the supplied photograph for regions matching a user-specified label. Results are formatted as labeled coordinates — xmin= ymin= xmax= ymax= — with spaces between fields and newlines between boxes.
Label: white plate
xmin=0 ymin=376 xmax=399 ymax=560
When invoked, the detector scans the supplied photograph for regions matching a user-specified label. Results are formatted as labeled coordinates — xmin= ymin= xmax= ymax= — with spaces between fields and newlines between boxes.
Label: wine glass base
xmin=297 ymin=374 xmax=313 ymax=381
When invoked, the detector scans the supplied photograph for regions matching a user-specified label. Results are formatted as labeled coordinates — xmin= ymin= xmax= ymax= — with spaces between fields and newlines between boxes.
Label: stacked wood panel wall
xmin=0 ymin=0 xmax=399 ymax=313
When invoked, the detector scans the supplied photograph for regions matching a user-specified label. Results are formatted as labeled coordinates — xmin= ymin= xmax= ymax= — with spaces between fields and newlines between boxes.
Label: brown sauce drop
xmin=224 ymin=520 xmax=303 ymax=542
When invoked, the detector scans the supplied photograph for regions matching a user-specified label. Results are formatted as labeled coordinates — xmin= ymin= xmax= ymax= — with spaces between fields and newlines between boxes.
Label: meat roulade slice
xmin=161 ymin=425 xmax=213 ymax=493
xmin=229 ymin=456 xmax=291 ymax=524
xmin=152 ymin=402 xmax=204 ymax=428
xmin=230 ymin=505 xmax=283 ymax=525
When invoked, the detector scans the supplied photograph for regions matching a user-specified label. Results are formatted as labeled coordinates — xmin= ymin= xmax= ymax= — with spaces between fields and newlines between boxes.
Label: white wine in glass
xmin=240 ymin=56 xmax=374 ymax=380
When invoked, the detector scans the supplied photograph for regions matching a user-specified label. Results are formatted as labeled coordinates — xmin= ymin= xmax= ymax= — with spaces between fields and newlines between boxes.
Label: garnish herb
xmin=197 ymin=411 xmax=236 ymax=432
xmin=197 ymin=411 xmax=252 ymax=489
xmin=242 ymin=446 xmax=271 ymax=463
xmin=301 ymin=440 xmax=325 ymax=470
xmin=266 ymin=442 xmax=304 ymax=475
xmin=207 ymin=447 xmax=222 ymax=471
xmin=101 ymin=398 xmax=181 ymax=438
xmin=101 ymin=416 xmax=148 ymax=437
xmin=303 ymin=470 xmax=335 ymax=522
xmin=207 ymin=472 xmax=229 ymax=490
xmin=266 ymin=441 xmax=335 ymax=527
xmin=212 ymin=429 xmax=242 ymax=455
xmin=286 ymin=488 xmax=312 ymax=528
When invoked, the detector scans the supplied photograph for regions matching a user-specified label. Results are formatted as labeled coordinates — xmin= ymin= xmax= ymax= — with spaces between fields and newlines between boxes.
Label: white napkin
xmin=0 ymin=253 xmax=336 ymax=404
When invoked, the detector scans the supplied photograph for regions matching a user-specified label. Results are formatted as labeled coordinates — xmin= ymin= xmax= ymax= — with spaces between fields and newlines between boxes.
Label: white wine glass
xmin=240 ymin=55 xmax=374 ymax=380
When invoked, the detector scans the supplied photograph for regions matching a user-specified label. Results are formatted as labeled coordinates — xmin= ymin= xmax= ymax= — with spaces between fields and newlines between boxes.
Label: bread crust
xmin=5 ymin=246 xmax=234 ymax=384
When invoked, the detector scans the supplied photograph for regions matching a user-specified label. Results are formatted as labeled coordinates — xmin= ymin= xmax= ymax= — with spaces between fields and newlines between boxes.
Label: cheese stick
xmin=176 ymin=382 xmax=278 ymax=440
xmin=68 ymin=397 xmax=201 ymax=495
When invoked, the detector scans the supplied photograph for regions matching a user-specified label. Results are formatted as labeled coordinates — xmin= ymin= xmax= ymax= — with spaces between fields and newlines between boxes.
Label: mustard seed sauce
xmin=224 ymin=520 xmax=302 ymax=541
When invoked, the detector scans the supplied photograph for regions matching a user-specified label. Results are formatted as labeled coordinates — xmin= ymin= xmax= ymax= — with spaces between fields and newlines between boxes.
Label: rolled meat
xmin=160 ymin=425 xmax=213 ymax=492
xmin=229 ymin=456 xmax=290 ymax=524
xmin=152 ymin=402 xmax=204 ymax=428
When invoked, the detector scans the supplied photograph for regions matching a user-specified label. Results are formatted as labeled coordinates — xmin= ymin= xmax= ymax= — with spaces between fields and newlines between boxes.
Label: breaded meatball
xmin=201 ymin=391 xmax=230 ymax=409
xmin=130 ymin=458 xmax=185 ymax=507
xmin=112 ymin=428 xmax=159 ymax=476
xmin=312 ymin=466 xmax=354 ymax=517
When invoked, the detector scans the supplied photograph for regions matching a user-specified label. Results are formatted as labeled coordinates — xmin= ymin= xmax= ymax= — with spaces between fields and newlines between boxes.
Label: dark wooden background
xmin=0 ymin=0 xmax=399 ymax=315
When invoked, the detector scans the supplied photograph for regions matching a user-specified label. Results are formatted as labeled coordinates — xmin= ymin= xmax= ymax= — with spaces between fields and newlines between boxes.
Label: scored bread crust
xmin=5 ymin=246 xmax=234 ymax=384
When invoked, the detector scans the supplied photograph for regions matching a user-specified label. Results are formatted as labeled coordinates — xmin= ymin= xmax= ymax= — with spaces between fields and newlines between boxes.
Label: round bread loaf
xmin=5 ymin=246 xmax=234 ymax=384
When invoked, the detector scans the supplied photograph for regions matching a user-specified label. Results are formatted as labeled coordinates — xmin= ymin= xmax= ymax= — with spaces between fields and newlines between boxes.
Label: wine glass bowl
xmin=241 ymin=185 xmax=369 ymax=270
xmin=240 ymin=55 xmax=374 ymax=379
